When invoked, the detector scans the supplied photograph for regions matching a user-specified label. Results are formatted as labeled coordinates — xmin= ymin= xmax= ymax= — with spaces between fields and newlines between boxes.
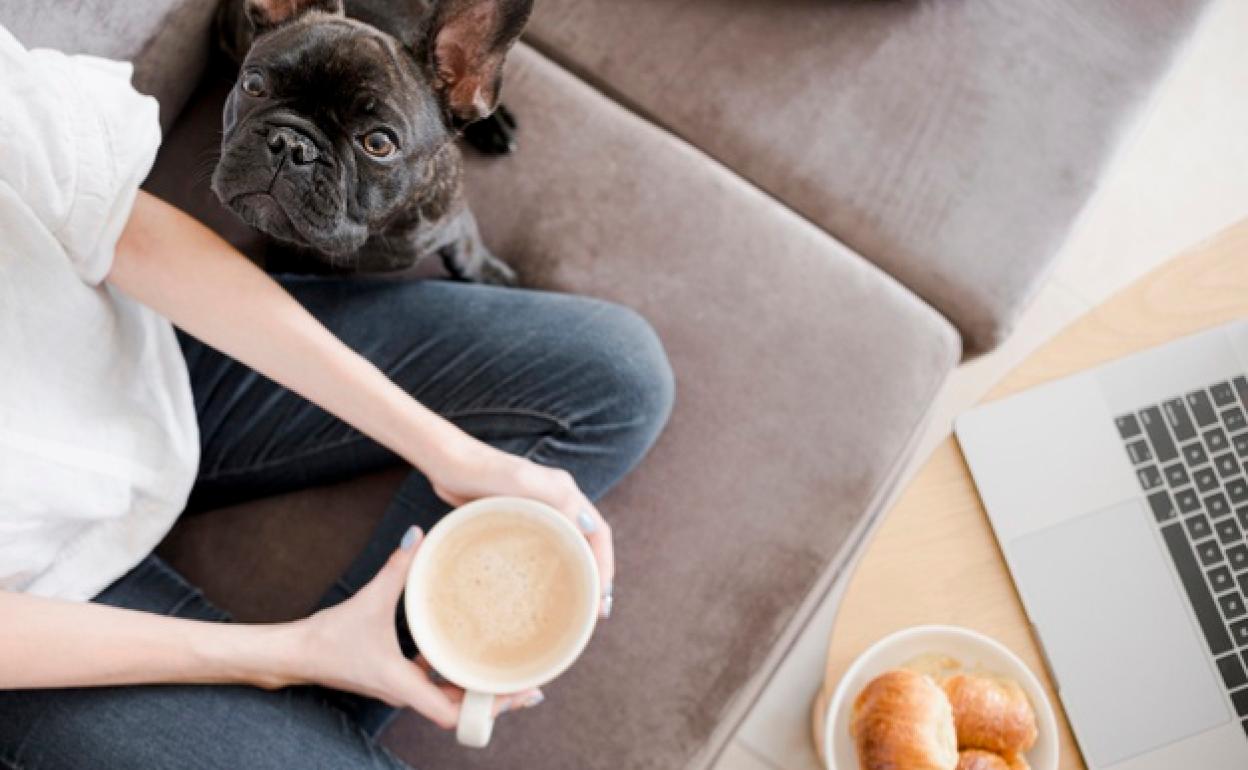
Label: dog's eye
xmin=361 ymin=131 xmax=397 ymax=158
xmin=241 ymin=71 xmax=268 ymax=98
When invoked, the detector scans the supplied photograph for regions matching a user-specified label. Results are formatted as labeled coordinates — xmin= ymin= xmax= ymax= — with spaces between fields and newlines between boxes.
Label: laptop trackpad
xmin=1011 ymin=500 xmax=1227 ymax=767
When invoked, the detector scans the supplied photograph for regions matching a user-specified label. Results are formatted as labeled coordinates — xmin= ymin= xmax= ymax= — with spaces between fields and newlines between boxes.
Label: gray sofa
xmin=4 ymin=1 xmax=1213 ymax=768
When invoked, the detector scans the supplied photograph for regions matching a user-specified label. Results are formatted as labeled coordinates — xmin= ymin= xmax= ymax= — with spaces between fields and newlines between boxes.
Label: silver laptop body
xmin=957 ymin=319 xmax=1248 ymax=770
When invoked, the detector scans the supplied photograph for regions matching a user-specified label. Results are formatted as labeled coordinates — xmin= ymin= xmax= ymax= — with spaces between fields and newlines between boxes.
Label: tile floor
xmin=714 ymin=0 xmax=1248 ymax=767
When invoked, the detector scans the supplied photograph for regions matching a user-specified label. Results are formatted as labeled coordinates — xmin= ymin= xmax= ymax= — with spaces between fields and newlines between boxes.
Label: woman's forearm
xmin=0 ymin=590 xmax=301 ymax=690
xmin=106 ymin=191 xmax=476 ymax=475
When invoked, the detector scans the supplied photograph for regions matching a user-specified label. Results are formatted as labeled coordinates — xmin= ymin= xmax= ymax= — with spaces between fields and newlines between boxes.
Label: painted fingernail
xmin=400 ymin=526 xmax=419 ymax=551
xmin=600 ymin=584 xmax=614 ymax=619
xmin=576 ymin=509 xmax=599 ymax=534
xmin=523 ymin=691 xmax=545 ymax=709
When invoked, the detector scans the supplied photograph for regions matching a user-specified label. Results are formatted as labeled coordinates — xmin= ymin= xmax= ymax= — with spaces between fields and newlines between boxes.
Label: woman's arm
xmin=108 ymin=193 xmax=473 ymax=480
xmin=0 ymin=529 xmax=536 ymax=727
xmin=108 ymin=192 xmax=614 ymax=592
xmin=0 ymin=588 xmax=296 ymax=690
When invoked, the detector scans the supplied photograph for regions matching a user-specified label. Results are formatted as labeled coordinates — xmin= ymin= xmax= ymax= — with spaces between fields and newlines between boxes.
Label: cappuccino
xmin=424 ymin=509 xmax=591 ymax=681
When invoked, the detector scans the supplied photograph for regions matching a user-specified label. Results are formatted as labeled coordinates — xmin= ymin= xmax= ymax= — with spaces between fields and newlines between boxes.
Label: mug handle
xmin=457 ymin=690 xmax=496 ymax=748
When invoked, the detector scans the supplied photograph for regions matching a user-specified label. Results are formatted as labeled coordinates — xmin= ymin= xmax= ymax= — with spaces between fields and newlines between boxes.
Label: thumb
xmin=365 ymin=526 xmax=423 ymax=602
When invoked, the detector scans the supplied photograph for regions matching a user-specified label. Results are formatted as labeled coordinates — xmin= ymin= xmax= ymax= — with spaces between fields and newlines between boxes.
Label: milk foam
xmin=426 ymin=510 xmax=589 ymax=679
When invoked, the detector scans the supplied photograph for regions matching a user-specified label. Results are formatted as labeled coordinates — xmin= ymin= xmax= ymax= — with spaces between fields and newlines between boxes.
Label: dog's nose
xmin=267 ymin=127 xmax=319 ymax=165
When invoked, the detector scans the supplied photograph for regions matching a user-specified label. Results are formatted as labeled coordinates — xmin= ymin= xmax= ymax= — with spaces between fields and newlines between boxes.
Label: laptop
xmin=956 ymin=319 xmax=1248 ymax=770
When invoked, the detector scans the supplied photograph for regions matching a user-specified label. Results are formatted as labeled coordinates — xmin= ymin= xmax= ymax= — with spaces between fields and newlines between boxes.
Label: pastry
xmin=943 ymin=674 xmax=1038 ymax=755
xmin=851 ymin=669 xmax=958 ymax=770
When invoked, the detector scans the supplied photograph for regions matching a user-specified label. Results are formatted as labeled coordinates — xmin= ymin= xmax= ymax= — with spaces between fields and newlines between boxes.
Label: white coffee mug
xmin=404 ymin=496 xmax=600 ymax=747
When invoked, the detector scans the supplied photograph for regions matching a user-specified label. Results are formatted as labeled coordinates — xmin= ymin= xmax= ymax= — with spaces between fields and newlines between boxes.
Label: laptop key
xmin=1235 ymin=688 xmax=1248 ymax=718
xmin=1184 ymin=442 xmax=1209 ymax=466
xmin=1177 ymin=488 xmax=1203 ymax=514
xmin=1188 ymin=514 xmax=1213 ymax=541
xmin=1116 ymin=413 xmax=1143 ymax=439
xmin=1195 ymin=466 xmax=1220 ymax=493
xmin=1165 ymin=398 xmax=1198 ymax=442
xmin=1214 ymin=382 xmax=1238 ymax=407
xmin=1137 ymin=465 xmax=1163 ymax=491
xmin=1146 ymin=490 xmax=1175 ymax=523
xmin=1161 ymin=523 xmax=1233 ymax=655
xmin=1218 ymin=654 xmax=1248 ymax=689
xmin=1198 ymin=539 xmax=1226 ymax=567
xmin=1207 ymin=493 xmax=1232 ymax=519
xmin=1217 ymin=453 xmax=1242 ymax=479
xmin=1234 ymin=620 xmax=1248 ymax=648
xmin=1236 ymin=433 xmax=1248 ymax=459
xmin=1229 ymin=545 xmax=1248 ymax=571
xmin=1164 ymin=463 xmax=1190 ymax=487
xmin=1235 ymin=376 xmax=1248 ymax=410
xmin=1211 ymin=565 xmax=1235 ymax=592
xmin=1239 ymin=571 xmax=1248 ymax=598
xmin=1207 ymin=428 xmax=1231 ymax=453
xmin=1228 ymin=478 xmax=1248 ymax=505
xmin=1218 ymin=518 xmax=1244 ymax=544
xmin=1220 ymin=592 xmax=1247 ymax=620
xmin=1227 ymin=408 xmax=1248 ymax=433
xmin=1176 ymin=488 xmax=1202 ymax=514
xmin=1190 ymin=390 xmax=1220 ymax=427
xmin=1141 ymin=407 xmax=1178 ymax=462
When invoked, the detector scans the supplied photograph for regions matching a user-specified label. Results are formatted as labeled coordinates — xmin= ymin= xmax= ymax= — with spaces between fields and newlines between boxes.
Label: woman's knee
xmin=576 ymin=301 xmax=675 ymax=448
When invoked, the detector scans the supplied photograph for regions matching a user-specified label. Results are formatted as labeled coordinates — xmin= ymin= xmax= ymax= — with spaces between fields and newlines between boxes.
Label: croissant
xmin=956 ymin=749 xmax=1030 ymax=770
xmin=851 ymin=669 xmax=958 ymax=770
xmin=943 ymin=674 xmax=1038 ymax=755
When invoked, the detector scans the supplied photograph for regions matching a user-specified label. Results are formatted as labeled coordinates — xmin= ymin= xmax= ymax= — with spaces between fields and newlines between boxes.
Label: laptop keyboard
xmin=1117 ymin=376 xmax=1248 ymax=738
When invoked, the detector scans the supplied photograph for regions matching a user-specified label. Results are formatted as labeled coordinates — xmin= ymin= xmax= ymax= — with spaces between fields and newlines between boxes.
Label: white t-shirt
xmin=0 ymin=25 xmax=200 ymax=600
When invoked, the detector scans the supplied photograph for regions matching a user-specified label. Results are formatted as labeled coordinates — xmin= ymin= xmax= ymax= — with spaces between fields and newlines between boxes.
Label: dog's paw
xmin=462 ymin=105 xmax=518 ymax=156
xmin=476 ymin=255 xmax=519 ymax=287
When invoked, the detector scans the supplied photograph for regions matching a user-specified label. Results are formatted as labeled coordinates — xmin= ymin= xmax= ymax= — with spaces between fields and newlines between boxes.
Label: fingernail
xmin=523 ymin=691 xmax=545 ymax=709
xmin=400 ymin=526 xmax=418 ymax=551
xmin=576 ymin=509 xmax=599 ymax=534
xmin=600 ymin=584 xmax=614 ymax=620
xmin=503 ymin=690 xmax=543 ymax=715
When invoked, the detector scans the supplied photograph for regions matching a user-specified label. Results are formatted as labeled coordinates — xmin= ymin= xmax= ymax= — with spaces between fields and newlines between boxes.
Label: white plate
xmin=823 ymin=625 xmax=1059 ymax=770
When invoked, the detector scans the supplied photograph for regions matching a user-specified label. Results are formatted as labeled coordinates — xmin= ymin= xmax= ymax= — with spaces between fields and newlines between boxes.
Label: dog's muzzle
xmin=266 ymin=126 xmax=320 ymax=166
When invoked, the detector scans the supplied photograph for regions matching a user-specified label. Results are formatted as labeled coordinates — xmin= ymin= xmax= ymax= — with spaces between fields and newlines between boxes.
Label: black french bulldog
xmin=211 ymin=0 xmax=530 ymax=282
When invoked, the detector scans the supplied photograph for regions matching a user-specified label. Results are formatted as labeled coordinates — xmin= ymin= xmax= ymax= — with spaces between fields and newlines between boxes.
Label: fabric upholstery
xmin=0 ymin=0 xmax=217 ymax=130
xmin=525 ymin=0 xmax=1213 ymax=351
xmin=152 ymin=44 xmax=960 ymax=768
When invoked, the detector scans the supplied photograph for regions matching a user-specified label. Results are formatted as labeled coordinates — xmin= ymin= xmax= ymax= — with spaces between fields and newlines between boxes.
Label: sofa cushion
xmin=158 ymin=43 xmax=955 ymax=770
xmin=525 ymin=0 xmax=1212 ymax=351
xmin=149 ymin=40 xmax=958 ymax=770
xmin=0 ymin=0 xmax=217 ymax=130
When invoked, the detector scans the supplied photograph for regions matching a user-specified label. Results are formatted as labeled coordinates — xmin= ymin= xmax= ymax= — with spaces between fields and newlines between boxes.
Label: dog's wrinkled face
xmin=212 ymin=17 xmax=450 ymax=257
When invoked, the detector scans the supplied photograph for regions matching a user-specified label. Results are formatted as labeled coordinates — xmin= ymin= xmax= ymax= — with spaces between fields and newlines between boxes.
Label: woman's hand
xmin=288 ymin=528 xmax=543 ymax=729
xmin=427 ymin=440 xmax=615 ymax=615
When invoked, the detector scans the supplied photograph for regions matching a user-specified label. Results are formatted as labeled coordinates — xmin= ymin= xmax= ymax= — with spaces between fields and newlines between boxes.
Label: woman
xmin=0 ymin=23 xmax=673 ymax=769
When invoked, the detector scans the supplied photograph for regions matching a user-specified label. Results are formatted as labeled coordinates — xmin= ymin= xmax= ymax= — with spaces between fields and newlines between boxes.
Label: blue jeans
xmin=0 ymin=278 xmax=674 ymax=770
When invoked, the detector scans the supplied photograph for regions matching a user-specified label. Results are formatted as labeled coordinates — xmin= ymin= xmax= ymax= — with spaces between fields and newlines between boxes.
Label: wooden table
xmin=811 ymin=219 xmax=1248 ymax=769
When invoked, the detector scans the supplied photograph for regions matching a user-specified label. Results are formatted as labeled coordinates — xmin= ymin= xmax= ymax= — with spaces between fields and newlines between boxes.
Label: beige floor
xmin=715 ymin=0 xmax=1248 ymax=767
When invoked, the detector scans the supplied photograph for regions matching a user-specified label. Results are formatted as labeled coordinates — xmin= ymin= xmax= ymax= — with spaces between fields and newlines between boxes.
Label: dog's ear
xmin=430 ymin=0 xmax=534 ymax=125
xmin=245 ymin=0 xmax=345 ymax=34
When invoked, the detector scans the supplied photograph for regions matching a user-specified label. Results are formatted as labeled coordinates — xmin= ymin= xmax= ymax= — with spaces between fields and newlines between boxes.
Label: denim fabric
xmin=0 ymin=277 xmax=673 ymax=770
